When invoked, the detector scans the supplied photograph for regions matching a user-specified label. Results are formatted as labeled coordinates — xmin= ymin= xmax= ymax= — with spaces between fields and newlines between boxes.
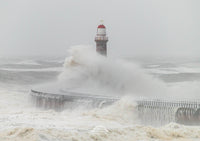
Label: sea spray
xmin=1 ymin=53 xmax=200 ymax=140
xmin=30 ymin=45 xmax=200 ymax=127
xmin=58 ymin=45 xmax=168 ymax=98
xmin=81 ymin=96 xmax=139 ymax=125
xmin=58 ymin=45 xmax=200 ymax=99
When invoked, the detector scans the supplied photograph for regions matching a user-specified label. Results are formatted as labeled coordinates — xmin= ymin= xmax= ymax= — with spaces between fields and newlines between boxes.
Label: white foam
xmin=0 ymin=88 xmax=200 ymax=141
xmin=58 ymin=45 xmax=167 ymax=98
xmin=1 ymin=45 xmax=200 ymax=140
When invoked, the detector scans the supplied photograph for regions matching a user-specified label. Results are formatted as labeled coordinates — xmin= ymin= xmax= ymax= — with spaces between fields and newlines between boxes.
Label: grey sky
xmin=0 ymin=0 xmax=199 ymax=57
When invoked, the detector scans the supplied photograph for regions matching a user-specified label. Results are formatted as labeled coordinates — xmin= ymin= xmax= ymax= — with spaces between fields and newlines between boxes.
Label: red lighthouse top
xmin=98 ymin=24 xmax=106 ymax=28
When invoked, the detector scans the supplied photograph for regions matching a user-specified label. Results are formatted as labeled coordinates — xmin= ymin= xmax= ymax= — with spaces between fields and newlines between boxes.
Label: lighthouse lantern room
xmin=95 ymin=24 xmax=108 ymax=56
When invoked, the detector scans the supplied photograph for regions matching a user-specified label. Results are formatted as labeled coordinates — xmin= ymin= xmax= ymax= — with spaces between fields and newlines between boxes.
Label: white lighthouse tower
xmin=95 ymin=24 xmax=108 ymax=56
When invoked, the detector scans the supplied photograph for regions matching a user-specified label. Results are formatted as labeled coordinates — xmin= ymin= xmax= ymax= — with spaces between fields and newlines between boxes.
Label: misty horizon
xmin=0 ymin=0 xmax=200 ymax=57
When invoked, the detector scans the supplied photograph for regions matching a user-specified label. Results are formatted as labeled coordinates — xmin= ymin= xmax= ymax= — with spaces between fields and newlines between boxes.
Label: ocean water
xmin=1 ymin=46 xmax=200 ymax=141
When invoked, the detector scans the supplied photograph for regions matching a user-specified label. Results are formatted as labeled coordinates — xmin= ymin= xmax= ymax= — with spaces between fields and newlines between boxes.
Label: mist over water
xmin=0 ymin=45 xmax=200 ymax=140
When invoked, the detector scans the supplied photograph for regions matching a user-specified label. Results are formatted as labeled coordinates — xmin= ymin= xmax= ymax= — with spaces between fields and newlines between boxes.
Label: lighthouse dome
xmin=98 ymin=24 xmax=106 ymax=28
xmin=97 ymin=24 xmax=106 ymax=35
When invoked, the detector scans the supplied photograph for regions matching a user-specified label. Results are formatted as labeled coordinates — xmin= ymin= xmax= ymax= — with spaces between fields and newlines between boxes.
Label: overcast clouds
xmin=0 ymin=0 xmax=199 ymax=57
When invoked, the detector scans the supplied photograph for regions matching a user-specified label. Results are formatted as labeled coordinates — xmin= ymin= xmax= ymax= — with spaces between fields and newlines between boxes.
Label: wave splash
xmin=58 ymin=45 xmax=167 ymax=97
xmin=0 ymin=91 xmax=200 ymax=141
xmin=1 ymin=45 xmax=200 ymax=140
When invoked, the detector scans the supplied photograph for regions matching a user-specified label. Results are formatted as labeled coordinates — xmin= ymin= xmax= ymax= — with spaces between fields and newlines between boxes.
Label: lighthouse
xmin=95 ymin=24 xmax=108 ymax=56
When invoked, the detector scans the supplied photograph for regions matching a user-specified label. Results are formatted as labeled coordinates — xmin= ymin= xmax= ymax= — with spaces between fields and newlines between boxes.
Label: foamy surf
xmin=0 ymin=88 xmax=200 ymax=141
xmin=1 ymin=45 xmax=200 ymax=141
xmin=1 ymin=123 xmax=200 ymax=141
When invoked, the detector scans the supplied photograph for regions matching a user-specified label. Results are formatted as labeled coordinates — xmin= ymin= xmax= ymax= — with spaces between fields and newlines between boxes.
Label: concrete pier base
xmin=30 ymin=89 xmax=118 ymax=111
